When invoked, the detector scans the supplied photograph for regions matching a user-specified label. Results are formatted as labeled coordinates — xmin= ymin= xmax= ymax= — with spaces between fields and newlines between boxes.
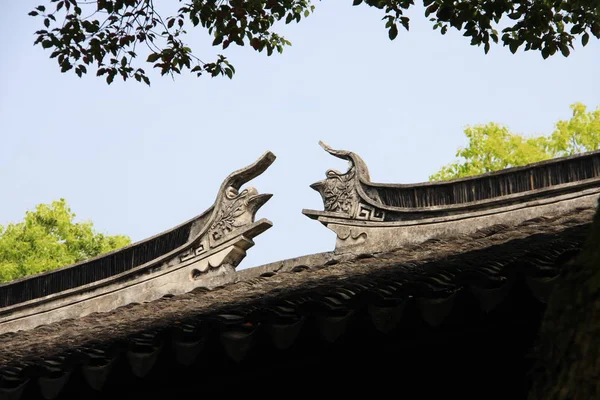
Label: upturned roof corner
xmin=303 ymin=142 xmax=600 ymax=255
xmin=1 ymin=145 xmax=599 ymax=400
xmin=0 ymin=151 xmax=277 ymax=335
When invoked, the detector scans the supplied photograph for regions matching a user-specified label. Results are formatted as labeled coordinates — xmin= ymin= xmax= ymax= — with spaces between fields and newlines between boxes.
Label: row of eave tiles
xmin=0 ymin=227 xmax=586 ymax=400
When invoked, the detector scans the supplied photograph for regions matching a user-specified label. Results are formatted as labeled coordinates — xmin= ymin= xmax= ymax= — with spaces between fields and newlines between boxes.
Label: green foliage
xmin=0 ymin=199 xmax=131 ymax=282
xmin=30 ymin=1 xmax=600 ymax=85
xmin=30 ymin=0 xmax=311 ymax=85
xmin=550 ymin=102 xmax=600 ymax=156
xmin=430 ymin=102 xmax=600 ymax=181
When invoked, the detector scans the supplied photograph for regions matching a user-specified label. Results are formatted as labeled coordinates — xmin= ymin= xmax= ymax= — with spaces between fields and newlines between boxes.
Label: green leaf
xmin=541 ymin=46 xmax=550 ymax=59
xmin=389 ymin=24 xmax=398 ymax=40
xmin=61 ymin=61 xmax=72 ymax=72
xmin=559 ymin=43 xmax=570 ymax=57
xmin=28 ymin=11 xmax=39 ymax=16
xmin=571 ymin=24 xmax=583 ymax=35
xmin=41 ymin=40 xmax=53 ymax=49
xmin=352 ymin=0 xmax=363 ymax=5
xmin=509 ymin=41 xmax=519 ymax=54
xmin=425 ymin=4 xmax=438 ymax=17
xmin=582 ymin=33 xmax=590 ymax=47
xmin=146 ymin=53 xmax=160 ymax=62
xmin=400 ymin=17 xmax=409 ymax=31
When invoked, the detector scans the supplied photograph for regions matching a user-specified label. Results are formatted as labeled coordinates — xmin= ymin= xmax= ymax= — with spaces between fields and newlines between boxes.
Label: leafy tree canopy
xmin=0 ymin=199 xmax=131 ymax=282
xmin=430 ymin=102 xmax=600 ymax=181
xmin=30 ymin=0 xmax=600 ymax=85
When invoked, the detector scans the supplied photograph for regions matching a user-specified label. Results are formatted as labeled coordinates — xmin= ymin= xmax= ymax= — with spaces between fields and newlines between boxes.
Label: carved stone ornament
xmin=0 ymin=151 xmax=276 ymax=335
xmin=356 ymin=203 xmax=385 ymax=222
xmin=208 ymin=186 xmax=271 ymax=247
xmin=309 ymin=141 xmax=385 ymax=221
xmin=182 ymin=151 xmax=276 ymax=263
xmin=313 ymin=167 xmax=359 ymax=216
xmin=303 ymin=142 xmax=600 ymax=257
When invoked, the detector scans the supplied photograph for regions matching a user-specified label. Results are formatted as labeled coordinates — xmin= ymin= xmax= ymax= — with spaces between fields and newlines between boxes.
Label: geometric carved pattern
xmin=356 ymin=203 xmax=385 ymax=221
xmin=179 ymin=244 xmax=206 ymax=262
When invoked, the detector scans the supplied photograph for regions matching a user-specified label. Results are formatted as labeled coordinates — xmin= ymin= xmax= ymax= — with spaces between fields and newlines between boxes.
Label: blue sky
xmin=1 ymin=1 xmax=599 ymax=269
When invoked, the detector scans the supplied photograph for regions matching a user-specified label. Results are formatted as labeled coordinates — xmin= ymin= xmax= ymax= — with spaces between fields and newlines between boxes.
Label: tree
xmin=429 ymin=102 xmax=600 ymax=181
xmin=429 ymin=122 xmax=552 ymax=181
xmin=29 ymin=1 xmax=600 ymax=85
xmin=0 ymin=199 xmax=131 ymax=282
xmin=550 ymin=102 xmax=600 ymax=156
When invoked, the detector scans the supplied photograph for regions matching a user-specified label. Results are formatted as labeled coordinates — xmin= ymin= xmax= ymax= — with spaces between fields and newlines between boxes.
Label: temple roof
xmin=0 ymin=204 xmax=594 ymax=369
xmin=1 ymin=145 xmax=599 ymax=399
xmin=0 ymin=152 xmax=276 ymax=334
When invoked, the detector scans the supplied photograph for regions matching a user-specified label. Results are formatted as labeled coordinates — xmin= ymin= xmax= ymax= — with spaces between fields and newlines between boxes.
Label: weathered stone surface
xmin=0 ymin=151 xmax=276 ymax=335
xmin=304 ymin=142 xmax=600 ymax=255
xmin=0 ymin=206 xmax=593 ymax=399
